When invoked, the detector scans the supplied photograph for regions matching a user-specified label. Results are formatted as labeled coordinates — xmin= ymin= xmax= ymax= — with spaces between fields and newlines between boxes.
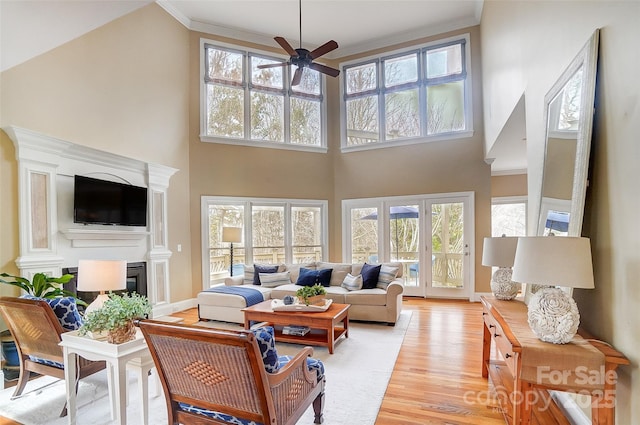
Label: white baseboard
xmin=151 ymin=298 xmax=197 ymax=318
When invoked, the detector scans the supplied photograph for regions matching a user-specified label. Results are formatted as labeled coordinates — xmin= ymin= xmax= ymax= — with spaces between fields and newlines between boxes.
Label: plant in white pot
xmin=79 ymin=292 xmax=151 ymax=344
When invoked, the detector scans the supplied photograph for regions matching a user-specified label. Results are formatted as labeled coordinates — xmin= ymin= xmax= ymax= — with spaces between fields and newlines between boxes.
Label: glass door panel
xmin=427 ymin=200 xmax=470 ymax=298
xmin=388 ymin=205 xmax=420 ymax=289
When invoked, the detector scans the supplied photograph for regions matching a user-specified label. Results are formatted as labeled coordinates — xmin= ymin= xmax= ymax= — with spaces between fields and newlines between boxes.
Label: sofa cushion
xmin=317 ymin=262 xmax=352 ymax=286
xmin=285 ymin=262 xmax=316 ymax=283
xmin=361 ymin=263 xmax=382 ymax=289
xmin=341 ymin=273 xmax=363 ymax=291
xmin=377 ymin=265 xmax=399 ymax=290
xmin=344 ymin=289 xmax=388 ymax=306
xmin=259 ymin=271 xmax=291 ymax=288
xmin=253 ymin=264 xmax=279 ymax=285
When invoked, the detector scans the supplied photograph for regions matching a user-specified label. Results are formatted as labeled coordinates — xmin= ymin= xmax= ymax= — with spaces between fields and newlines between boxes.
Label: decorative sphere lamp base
xmin=490 ymin=267 xmax=520 ymax=300
xmin=527 ymin=287 xmax=580 ymax=344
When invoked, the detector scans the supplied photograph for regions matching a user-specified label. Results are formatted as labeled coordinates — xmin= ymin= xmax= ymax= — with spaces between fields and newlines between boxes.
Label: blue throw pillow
xmin=21 ymin=295 xmax=83 ymax=331
xmin=361 ymin=263 xmax=382 ymax=289
xmin=296 ymin=267 xmax=317 ymax=287
xmin=253 ymin=264 xmax=279 ymax=285
xmin=317 ymin=268 xmax=332 ymax=287
xmin=251 ymin=326 xmax=280 ymax=373
xmin=296 ymin=267 xmax=333 ymax=287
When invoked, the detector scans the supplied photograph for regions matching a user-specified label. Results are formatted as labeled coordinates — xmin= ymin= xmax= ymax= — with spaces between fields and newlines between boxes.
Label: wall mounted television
xmin=73 ymin=175 xmax=147 ymax=226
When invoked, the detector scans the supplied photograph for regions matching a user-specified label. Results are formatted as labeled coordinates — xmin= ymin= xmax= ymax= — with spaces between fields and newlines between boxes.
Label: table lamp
xmin=222 ymin=227 xmax=242 ymax=276
xmin=512 ymin=236 xmax=594 ymax=344
xmin=482 ymin=235 xmax=519 ymax=300
xmin=77 ymin=260 xmax=127 ymax=314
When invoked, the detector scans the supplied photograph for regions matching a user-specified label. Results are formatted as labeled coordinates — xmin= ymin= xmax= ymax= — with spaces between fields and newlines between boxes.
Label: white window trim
xmin=200 ymin=195 xmax=329 ymax=289
xmin=339 ymin=33 xmax=474 ymax=153
xmin=199 ymin=38 xmax=328 ymax=153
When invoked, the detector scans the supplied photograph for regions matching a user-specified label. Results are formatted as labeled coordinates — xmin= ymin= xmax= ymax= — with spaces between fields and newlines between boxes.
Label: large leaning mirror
xmin=525 ymin=29 xmax=599 ymax=302
xmin=536 ymin=29 xmax=600 ymax=238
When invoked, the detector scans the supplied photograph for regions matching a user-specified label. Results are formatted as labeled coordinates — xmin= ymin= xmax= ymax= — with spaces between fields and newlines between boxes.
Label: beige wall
xmin=491 ymin=174 xmax=527 ymax=198
xmin=481 ymin=1 xmax=640 ymax=423
xmin=0 ymin=4 xmax=195 ymax=303
xmin=188 ymin=26 xmax=493 ymax=293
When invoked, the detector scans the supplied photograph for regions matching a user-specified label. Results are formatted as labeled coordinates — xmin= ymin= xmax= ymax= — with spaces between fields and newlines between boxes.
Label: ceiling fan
xmin=257 ymin=0 xmax=340 ymax=86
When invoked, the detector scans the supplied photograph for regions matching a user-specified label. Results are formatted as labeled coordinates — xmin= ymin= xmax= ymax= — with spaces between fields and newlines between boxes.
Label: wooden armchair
xmin=0 ymin=297 xmax=106 ymax=414
xmin=137 ymin=319 xmax=325 ymax=425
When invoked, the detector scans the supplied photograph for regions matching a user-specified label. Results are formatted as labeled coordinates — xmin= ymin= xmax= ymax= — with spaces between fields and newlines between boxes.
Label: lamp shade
xmin=222 ymin=227 xmax=242 ymax=243
xmin=512 ymin=237 xmax=594 ymax=289
xmin=77 ymin=260 xmax=127 ymax=292
xmin=482 ymin=236 xmax=518 ymax=267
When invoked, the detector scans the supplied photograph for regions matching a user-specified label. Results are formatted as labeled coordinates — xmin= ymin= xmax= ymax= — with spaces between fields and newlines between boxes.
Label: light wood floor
xmin=1 ymin=298 xmax=506 ymax=425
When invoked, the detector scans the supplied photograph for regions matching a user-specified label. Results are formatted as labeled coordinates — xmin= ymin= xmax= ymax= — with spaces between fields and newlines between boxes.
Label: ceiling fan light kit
xmin=257 ymin=0 xmax=340 ymax=86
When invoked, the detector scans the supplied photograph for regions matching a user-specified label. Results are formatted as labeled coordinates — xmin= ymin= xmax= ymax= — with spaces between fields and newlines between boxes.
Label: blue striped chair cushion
xmin=28 ymin=356 xmax=64 ymax=369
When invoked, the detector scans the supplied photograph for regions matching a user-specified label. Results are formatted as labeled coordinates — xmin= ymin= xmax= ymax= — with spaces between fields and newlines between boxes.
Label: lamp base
xmin=490 ymin=267 xmax=520 ymax=300
xmin=84 ymin=293 xmax=110 ymax=315
xmin=527 ymin=287 xmax=580 ymax=344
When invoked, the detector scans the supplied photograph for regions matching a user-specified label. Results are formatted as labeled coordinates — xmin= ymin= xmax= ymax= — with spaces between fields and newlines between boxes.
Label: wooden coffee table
xmin=242 ymin=300 xmax=350 ymax=354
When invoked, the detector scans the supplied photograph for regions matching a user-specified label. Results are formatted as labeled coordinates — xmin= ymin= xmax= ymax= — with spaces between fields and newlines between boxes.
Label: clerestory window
xmin=341 ymin=35 xmax=472 ymax=151
xmin=200 ymin=41 xmax=326 ymax=151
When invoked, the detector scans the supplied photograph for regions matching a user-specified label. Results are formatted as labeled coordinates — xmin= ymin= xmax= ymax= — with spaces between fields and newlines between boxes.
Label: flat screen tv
xmin=73 ymin=175 xmax=147 ymax=226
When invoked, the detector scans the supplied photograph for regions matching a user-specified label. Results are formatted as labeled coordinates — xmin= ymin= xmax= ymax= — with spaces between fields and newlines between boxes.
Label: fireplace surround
xmin=4 ymin=126 xmax=177 ymax=311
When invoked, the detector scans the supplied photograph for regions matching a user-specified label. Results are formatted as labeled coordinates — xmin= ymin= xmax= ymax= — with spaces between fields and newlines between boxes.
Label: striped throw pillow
xmin=377 ymin=265 xmax=399 ymax=290
xmin=341 ymin=273 xmax=363 ymax=291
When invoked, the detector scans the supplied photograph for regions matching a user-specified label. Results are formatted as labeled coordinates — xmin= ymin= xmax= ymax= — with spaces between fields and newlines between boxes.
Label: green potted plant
xmin=0 ymin=272 xmax=86 ymax=306
xmin=296 ymin=284 xmax=327 ymax=306
xmin=79 ymin=292 xmax=151 ymax=344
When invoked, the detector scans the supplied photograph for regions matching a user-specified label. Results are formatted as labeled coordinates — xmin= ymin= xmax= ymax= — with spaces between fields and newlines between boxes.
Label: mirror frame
xmin=535 ymin=29 xmax=600 ymax=238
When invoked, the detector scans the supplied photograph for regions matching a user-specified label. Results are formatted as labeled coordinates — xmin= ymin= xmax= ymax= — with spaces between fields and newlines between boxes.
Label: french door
xmin=344 ymin=192 xmax=474 ymax=299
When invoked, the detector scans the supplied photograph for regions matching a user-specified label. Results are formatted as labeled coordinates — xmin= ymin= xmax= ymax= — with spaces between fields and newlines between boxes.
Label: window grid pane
xmin=426 ymin=81 xmax=465 ymax=135
xmin=292 ymin=207 xmax=323 ymax=262
xmin=426 ymin=43 xmax=462 ymax=79
xmin=385 ymin=89 xmax=420 ymax=139
xmin=290 ymin=98 xmax=321 ymax=145
xmin=252 ymin=206 xmax=285 ymax=264
xmin=346 ymin=96 xmax=379 ymax=145
xmin=350 ymin=208 xmax=378 ymax=263
xmin=206 ymin=84 xmax=244 ymax=138
xmin=345 ymin=62 xmax=378 ymax=95
xmin=251 ymin=56 xmax=284 ymax=90
xmin=250 ymin=92 xmax=284 ymax=142
xmin=384 ymin=53 xmax=418 ymax=87
xmin=206 ymin=47 xmax=243 ymax=83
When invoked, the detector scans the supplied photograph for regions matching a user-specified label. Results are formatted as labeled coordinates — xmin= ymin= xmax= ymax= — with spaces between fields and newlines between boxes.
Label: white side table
xmin=60 ymin=329 xmax=154 ymax=425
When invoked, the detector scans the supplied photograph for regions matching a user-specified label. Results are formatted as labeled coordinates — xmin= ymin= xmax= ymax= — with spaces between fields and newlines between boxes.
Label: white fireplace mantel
xmin=4 ymin=126 xmax=178 ymax=308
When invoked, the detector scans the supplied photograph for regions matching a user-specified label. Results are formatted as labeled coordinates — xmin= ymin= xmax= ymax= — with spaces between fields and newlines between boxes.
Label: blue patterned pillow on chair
xmin=21 ymin=295 xmax=83 ymax=331
xmin=251 ymin=326 xmax=280 ymax=373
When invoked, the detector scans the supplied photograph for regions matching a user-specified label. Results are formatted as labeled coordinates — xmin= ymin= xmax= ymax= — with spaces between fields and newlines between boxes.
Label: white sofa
xmin=197 ymin=261 xmax=405 ymax=325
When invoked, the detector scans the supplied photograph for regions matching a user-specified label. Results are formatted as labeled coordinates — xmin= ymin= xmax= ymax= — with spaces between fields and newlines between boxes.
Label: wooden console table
xmin=481 ymin=296 xmax=628 ymax=425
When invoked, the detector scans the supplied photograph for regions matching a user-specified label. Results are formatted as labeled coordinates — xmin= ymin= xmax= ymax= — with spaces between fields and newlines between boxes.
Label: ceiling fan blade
xmin=257 ymin=62 xmax=289 ymax=69
xmin=291 ymin=67 xmax=303 ymax=86
xmin=274 ymin=36 xmax=298 ymax=57
xmin=309 ymin=40 xmax=338 ymax=59
xmin=309 ymin=62 xmax=340 ymax=78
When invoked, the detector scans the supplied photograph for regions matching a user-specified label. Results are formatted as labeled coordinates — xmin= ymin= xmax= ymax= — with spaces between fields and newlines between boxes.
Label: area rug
xmin=0 ymin=311 xmax=411 ymax=424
